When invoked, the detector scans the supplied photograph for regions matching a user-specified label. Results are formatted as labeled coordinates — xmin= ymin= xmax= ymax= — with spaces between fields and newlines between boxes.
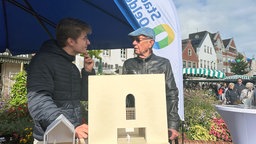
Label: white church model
xmin=88 ymin=74 xmax=169 ymax=144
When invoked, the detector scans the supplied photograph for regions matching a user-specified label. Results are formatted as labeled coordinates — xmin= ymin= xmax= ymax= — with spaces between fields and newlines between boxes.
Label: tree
xmin=87 ymin=50 xmax=102 ymax=60
xmin=229 ymin=53 xmax=249 ymax=75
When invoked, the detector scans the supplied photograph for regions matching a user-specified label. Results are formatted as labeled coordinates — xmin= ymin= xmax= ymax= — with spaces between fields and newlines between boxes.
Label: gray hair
xmin=245 ymin=82 xmax=254 ymax=89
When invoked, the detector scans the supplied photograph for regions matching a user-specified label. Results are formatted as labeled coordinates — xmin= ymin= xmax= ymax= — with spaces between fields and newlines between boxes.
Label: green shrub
xmin=184 ymin=90 xmax=223 ymax=141
xmin=184 ymin=90 xmax=219 ymax=128
xmin=0 ymin=71 xmax=33 ymax=143
xmin=188 ymin=125 xmax=216 ymax=141
xmin=9 ymin=71 xmax=27 ymax=107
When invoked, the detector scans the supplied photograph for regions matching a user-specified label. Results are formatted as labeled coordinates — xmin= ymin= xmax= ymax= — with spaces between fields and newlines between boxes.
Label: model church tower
xmin=88 ymin=74 xmax=169 ymax=144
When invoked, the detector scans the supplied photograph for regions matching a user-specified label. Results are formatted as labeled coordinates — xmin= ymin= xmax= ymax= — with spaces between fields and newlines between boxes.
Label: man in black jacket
xmin=27 ymin=18 xmax=95 ymax=143
xmin=234 ymin=78 xmax=246 ymax=96
xmin=122 ymin=27 xmax=180 ymax=140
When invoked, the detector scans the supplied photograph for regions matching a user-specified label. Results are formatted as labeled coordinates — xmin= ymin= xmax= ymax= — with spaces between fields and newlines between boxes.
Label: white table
xmin=215 ymin=105 xmax=256 ymax=144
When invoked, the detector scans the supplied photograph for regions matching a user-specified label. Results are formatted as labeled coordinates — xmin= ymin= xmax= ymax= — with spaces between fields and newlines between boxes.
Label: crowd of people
xmin=184 ymin=78 xmax=256 ymax=107
xmin=217 ymin=78 xmax=256 ymax=106
xmin=217 ymin=79 xmax=255 ymax=106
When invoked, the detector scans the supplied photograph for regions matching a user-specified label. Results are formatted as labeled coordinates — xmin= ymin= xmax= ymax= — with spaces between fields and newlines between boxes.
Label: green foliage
xmin=184 ymin=90 xmax=232 ymax=142
xmin=0 ymin=71 xmax=33 ymax=143
xmin=184 ymin=91 xmax=218 ymax=129
xmin=230 ymin=53 xmax=249 ymax=75
xmin=9 ymin=71 xmax=27 ymax=107
xmin=87 ymin=50 xmax=102 ymax=60
xmin=188 ymin=125 xmax=216 ymax=141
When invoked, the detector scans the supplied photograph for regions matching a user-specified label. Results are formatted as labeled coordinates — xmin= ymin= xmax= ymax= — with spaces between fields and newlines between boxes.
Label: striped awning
xmin=183 ymin=68 xmax=226 ymax=79
xmin=225 ymin=75 xmax=252 ymax=81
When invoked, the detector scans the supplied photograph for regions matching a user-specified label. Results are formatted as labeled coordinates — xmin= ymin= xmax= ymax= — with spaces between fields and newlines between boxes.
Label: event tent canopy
xmin=0 ymin=0 xmax=133 ymax=55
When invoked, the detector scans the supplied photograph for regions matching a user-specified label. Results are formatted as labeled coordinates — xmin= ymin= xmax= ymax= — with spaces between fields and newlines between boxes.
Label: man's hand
xmin=168 ymin=128 xmax=179 ymax=140
xmin=84 ymin=52 xmax=94 ymax=72
xmin=75 ymin=124 xmax=88 ymax=139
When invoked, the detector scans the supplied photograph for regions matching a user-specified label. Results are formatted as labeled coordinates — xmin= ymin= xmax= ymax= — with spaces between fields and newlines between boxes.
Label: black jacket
xmin=27 ymin=40 xmax=95 ymax=141
xmin=225 ymin=88 xmax=239 ymax=105
xmin=122 ymin=53 xmax=180 ymax=130
xmin=234 ymin=83 xmax=246 ymax=96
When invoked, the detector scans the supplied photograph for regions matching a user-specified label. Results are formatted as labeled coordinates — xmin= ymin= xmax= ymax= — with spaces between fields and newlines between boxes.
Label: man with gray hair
xmin=240 ymin=82 xmax=254 ymax=108
xmin=122 ymin=27 xmax=180 ymax=140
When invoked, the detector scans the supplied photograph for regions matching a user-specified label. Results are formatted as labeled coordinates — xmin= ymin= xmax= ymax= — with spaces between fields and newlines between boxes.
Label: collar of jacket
xmin=135 ymin=53 xmax=155 ymax=62
xmin=40 ymin=39 xmax=75 ymax=62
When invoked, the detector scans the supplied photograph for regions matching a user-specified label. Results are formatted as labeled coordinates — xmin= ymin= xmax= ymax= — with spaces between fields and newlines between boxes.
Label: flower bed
xmin=183 ymin=90 xmax=232 ymax=142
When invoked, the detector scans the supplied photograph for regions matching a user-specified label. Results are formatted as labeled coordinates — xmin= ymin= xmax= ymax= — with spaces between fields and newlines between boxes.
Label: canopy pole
xmin=2 ymin=0 xmax=9 ymax=49
xmin=23 ymin=0 xmax=54 ymax=38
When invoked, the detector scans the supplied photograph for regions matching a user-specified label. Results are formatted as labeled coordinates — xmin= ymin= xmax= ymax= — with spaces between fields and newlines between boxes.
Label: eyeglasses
xmin=132 ymin=37 xmax=152 ymax=43
xmin=82 ymin=35 xmax=88 ymax=40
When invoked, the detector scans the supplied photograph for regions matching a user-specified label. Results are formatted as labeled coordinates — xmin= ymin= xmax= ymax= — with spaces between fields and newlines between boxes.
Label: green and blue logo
xmin=153 ymin=24 xmax=175 ymax=49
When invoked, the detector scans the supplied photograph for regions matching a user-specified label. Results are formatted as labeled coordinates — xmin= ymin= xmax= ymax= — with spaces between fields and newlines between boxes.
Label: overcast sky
xmin=172 ymin=0 xmax=256 ymax=58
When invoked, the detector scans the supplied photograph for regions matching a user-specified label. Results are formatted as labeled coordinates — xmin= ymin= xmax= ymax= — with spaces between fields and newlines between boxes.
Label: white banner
xmin=115 ymin=0 xmax=184 ymax=121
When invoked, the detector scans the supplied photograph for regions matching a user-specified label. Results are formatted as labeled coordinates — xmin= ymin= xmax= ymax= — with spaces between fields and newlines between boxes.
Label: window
xmin=188 ymin=49 xmax=192 ymax=56
xmin=103 ymin=50 xmax=111 ymax=56
xmin=188 ymin=62 xmax=192 ymax=68
xmin=193 ymin=62 xmax=196 ymax=68
xmin=120 ymin=49 xmax=126 ymax=59
xmin=126 ymin=94 xmax=135 ymax=120
xmin=183 ymin=61 xmax=186 ymax=68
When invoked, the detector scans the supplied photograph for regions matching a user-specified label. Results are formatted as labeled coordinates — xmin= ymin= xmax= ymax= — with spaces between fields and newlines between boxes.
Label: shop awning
xmin=225 ymin=75 xmax=252 ymax=81
xmin=183 ymin=68 xmax=226 ymax=79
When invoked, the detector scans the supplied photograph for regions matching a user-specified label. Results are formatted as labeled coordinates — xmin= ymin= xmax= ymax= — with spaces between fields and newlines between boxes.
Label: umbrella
xmin=0 ymin=0 xmax=133 ymax=55
xmin=183 ymin=68 xmax=226 ymax=79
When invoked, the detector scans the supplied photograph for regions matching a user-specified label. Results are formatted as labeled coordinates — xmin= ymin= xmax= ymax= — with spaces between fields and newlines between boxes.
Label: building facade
xmin=189 ymin=31 xmax=217 ymax=70
xmin=222 ymin=38 xmax=238 ymax=76
xmin=0 ymin=51 xmax=31 ymax=98
xmin=182 ymin=39 xmax=198 ymax=68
